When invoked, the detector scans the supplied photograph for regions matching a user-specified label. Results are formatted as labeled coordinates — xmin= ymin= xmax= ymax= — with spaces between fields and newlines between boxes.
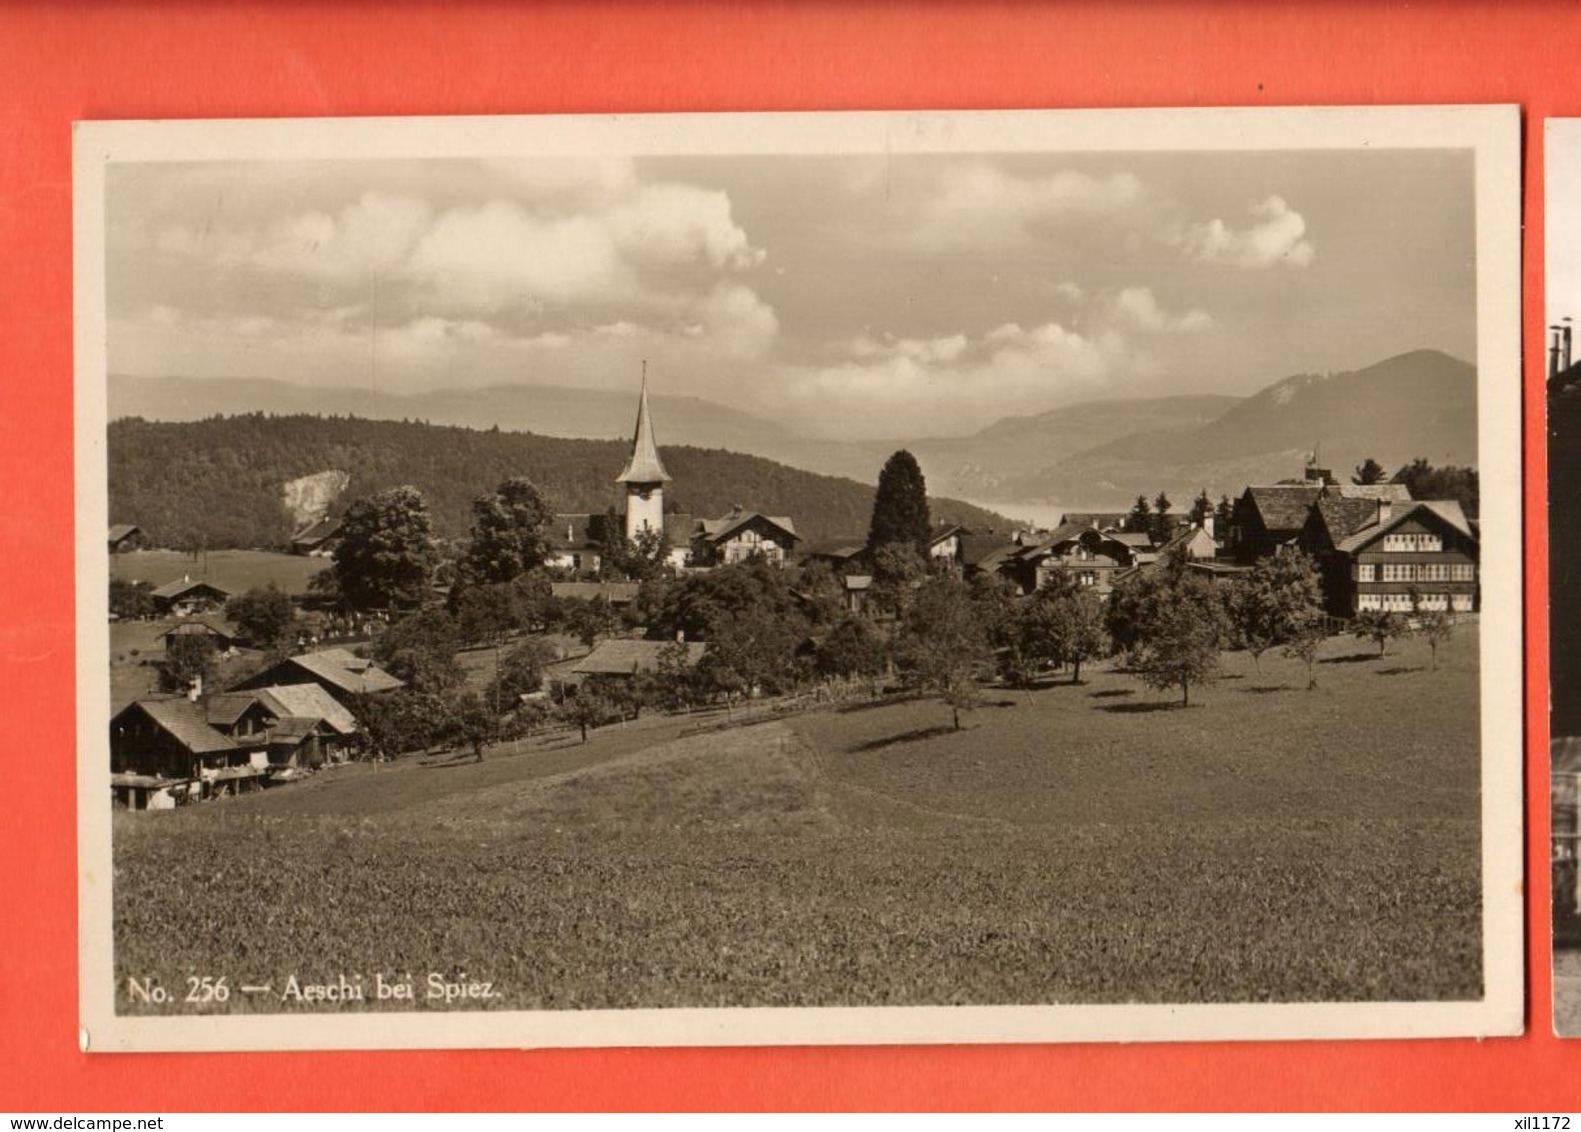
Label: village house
xmin=230 ymin=646 xmax=404 ymax=708
xmin=1002 ymin=523 xmax=1149 ymax=597
xmin=160 ymin=620 xmax=236 ymax=653
xmin=290 ymin=517 xmax=343 ymax=556
xmin=109 ymin=696 xmax=268 ymax=809
xmin=1226 ymin=470 xmax=1412 ymax=564
xmin=554 ymin=638 xmax=708 ymax=695
xmin=799 ymin=540 xmax=866 ymax=573
xmin=207 ymin=683 xmax=361 ymax=766
xmin=108 ymin=523 xmax=142 ymax=553
xmin=927 ymin=524 xmax=969 ymax=573
xmin=1297 ymin=496 xmax=1478 ymax=617
xmin=690 ymin=507 xmax=798 ymax=567
xmin=150 ymin=576 xmax=232 ymax=617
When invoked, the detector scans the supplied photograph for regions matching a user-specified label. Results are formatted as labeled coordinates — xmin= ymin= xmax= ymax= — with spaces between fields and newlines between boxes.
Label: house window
xmin=1419 ymin=563 xmax=1449 ymax=582
xmin=1452 ymin=593 xmax=1473 ymax=612
xmin=1382 ymin=563 xmax=1415 ymax=582
xmin=1357 ymin=593 xmax=1382 ymax=611
xmin=1356 ymin=563 xmax=1376 ymax=582
xmin=1383 ymin=532 xmax=1443 ymax=553
xmin=1452 ymin=564 xmax=1475 ymax=581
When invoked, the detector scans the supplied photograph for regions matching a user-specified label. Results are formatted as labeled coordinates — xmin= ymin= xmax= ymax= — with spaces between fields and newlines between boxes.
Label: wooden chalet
xmin=150 ymin=577 xmax=232 ymax=617
xmin=109 ymin=697 xmax=267 ymax=809
xmin=1298 ymin=498 xmax=1478 ymax=617
xmin=290 ymin=517 xmax=343 ymax=556
xmin=690 ymin=507 xmax=798 ymax=567
xmin=229 ymin=647 xmax=403 ymax=708
xmin=160 ymin=620 xmax=236 ymax=652
xmin=108 ymin=523 xmax=142 ymax=553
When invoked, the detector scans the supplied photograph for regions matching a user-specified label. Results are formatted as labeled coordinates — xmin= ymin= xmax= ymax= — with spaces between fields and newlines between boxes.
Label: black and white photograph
xmin=1548 ymin=116 xmax=1581 ymax=1038
xmin=74 ymin=107 xmax=1522 ymax=1051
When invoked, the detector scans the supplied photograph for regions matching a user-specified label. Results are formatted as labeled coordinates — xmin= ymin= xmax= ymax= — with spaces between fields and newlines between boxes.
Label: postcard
xmin=75 ymin=105 xmax=1522 ymax=1050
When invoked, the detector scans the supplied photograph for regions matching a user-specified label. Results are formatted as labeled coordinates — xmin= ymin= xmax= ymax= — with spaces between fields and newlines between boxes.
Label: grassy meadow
xmin=111 ymin=549 xmax=328 ymax=596
xmin=112 ymin=624 xmax=1483 ymax=1013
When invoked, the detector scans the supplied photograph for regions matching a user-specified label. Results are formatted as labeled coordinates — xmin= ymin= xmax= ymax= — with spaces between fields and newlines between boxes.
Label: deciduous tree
xmin=464 ymin=476 xmax=554 ymax=585
xmin=897 ymin=576 xmax=992 ymax=730
xmin=1130 ymin=574 xmax=1227 ymax=707
xmin=1231 ymin=551 xmax=1324 ymax=670
xmin=1352 ymin=458 xmax=1388 ymax=486
xmin=332 ymin=485 xmax=440 ymax=611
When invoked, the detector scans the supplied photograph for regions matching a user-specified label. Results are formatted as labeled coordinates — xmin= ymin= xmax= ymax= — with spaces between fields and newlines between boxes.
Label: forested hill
xmin=107 ymin=414 xmax=1014 ymax=550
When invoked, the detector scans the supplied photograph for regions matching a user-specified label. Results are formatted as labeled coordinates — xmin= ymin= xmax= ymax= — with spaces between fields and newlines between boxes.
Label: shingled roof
xmin=571 ymin=638 xmax=707 ymax=676
xmin=114 ymin=698 xmax=237 ymax=756
xmin=255 ymin=683 xmax=359 ymax=736
xmin=150 ymin=577 xmax=232 ymax=601
xmin=696 ymin=510 xmax=798 ymax=545
xmin=1334 ymin=500 xmax=1475 ymax=554
xmin=1243 ymin=485 xmax=1325 ymax=533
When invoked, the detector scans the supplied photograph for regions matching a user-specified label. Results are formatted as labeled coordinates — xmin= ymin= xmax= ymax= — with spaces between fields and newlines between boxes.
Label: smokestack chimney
xmin=1554 ymin=326 xmax=1567 ymax=380
xmin=187 ymin=672 xmax=203 ymax=703
xmin=1566 ymin=317 xmax=1574 ymax=370
xmin=1377 ymin=498 xmax=1392 ymax=526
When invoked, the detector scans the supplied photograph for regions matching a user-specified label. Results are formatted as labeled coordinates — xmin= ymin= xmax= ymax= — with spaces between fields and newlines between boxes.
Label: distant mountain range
xmin=110 ymin=348 xmax=1478 ymax=515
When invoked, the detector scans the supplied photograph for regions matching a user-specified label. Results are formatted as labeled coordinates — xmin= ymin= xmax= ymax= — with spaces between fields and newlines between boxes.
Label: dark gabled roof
xmin=291 ymin=517 xmax=342 ymax=544
xmin=1307 ymin=496 xmax=1382 ymax=548
xmin=255 ymin=683 xmax=359 ymax=735
xmin=268 ymin=715 xmax=324 ymax=743
xmin=113 ymin=698 xmax=237 ymax=756
xmin=1336 ymin=483 xmax=1413 ymax=503
xmin=238 ymin=649 xmax=403 ymax=697
xmin=151 ymin=577 xmax=233 ymax=601
xmin=929 ymin=524 xmax=968 ymax=545
xmin=1059 ymin=512 xmax=1129 ymax=531
xmin=108 ymin=523 xmax=140 ymax=542
xmin=570 ymin=638 xmax=707 ymax=676
xmin=1334 ymin=500 xmax=1475 ymax=554
xmin=802 ymin=540 xmax=866 ymax=561
xmin=960 ymin=534 xmax=1021 ymax=571
xmin=161 ymin=620 xmax=234 ymax=642
xmin=696 ymin=511 xmax=798 ymax=545
xmin=547 ymin=513 xmax=611 ymax=552
xmin=1241 ymin=485 xmax=1324 ymax=532
xmin=204 ymin=692 xmax=263 ymax=728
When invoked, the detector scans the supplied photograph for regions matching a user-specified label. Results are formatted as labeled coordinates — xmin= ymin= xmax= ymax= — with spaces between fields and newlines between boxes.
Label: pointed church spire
xmin=615 ymin=361 xmax=671 ymax=484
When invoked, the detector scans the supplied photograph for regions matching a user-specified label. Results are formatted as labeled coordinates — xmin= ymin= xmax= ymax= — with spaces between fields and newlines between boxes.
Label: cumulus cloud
xmin=773 ymin=286 xmax=1213 ymax=438
xmin=1182 ymin=195 xmax=1315 ymax=268
xmin=911 ymin=163 xmax=1154 ymax=251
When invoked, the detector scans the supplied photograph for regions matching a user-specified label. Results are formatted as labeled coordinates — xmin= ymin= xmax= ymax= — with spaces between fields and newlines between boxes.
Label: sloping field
xmin=112 ymin=628 xmax=1483 ymax=1013
xmin=110 ymin=549 xmax=327 ymax=596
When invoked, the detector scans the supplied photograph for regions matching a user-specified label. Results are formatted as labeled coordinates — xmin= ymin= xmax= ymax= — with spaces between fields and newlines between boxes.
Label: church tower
xmin=615 ymin=366 xmax=671 ymax=544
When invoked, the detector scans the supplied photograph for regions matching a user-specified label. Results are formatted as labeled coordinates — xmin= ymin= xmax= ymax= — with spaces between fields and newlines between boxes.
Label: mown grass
xmin=111 ymin=549 xmax=327 ymax=596
xmin=112 ymin=626 xmax=1483 ymax=1012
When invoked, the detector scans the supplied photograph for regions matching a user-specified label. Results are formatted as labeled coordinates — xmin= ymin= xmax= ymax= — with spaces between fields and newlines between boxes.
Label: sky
xmin=106 ymin=148 xmax=1476 ymax=440
xmin=1550 ymin=121 xmax=1581 ymax=341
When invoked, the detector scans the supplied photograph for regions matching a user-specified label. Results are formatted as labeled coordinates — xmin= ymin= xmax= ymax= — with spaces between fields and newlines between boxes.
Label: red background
xmin=0 ymin=0 xmax=1562 ymax=1110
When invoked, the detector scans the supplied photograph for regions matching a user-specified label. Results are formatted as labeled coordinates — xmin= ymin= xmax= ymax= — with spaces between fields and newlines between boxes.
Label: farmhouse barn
xmin=108 ymin=523 xmax=141 ymax=553
xmin=150 ymin=577 xmax=232 ymax=616
xmin=1228 ymin=476 xmax=1412 ymax=564
xmin=556 ymin=638 xmax=707 ymax=693
xmin=231 ymin=647 xmax=404 ymax=707
xmin=290 ymin=517 xmax=343 ymax=556
xmin=160 ymin=621 xmax=236 ymax=652
xmin=110 ymin=696 xmax=272 ymax=808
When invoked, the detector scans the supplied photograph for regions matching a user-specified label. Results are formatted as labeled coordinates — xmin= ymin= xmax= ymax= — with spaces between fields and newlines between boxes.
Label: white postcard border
xmin=74 ymin=104 xmax=1525 ymax=1052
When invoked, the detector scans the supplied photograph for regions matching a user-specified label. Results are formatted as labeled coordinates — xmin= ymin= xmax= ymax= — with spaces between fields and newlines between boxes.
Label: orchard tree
xmin=464 ymin=476 xmax=554 ymax=585
xmin=332 ymin=485 xmax=440 ymax=611
xmin=1283 ymin=623 xmax=1325 ymax=690
xmin=815 ymin=616 xmax=889 ymax=683
xmin=373 ymin=606 xmax=463 ymax=693
xmin=1352 ymin=609 xmax=1407 ymax=657
xmin=226 ymin=583 xmax=296 ymax=652
xmin=492 ymin=636 xmax=556 ymax=710
xmin=109 ymin=579 xmax=157 ymax=620
xmin=897 ymin=576 xmax=992 ymax=730
xmin=867 ymin=450 xmax=931 ymax=554
xmin=1042 ymin=589 xmax=1109 ymax=684
xmin=1131 ymin=573 xmax=1228 ymax=707
xmin=1232 ymin=551 xmax=1324 ymax=670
